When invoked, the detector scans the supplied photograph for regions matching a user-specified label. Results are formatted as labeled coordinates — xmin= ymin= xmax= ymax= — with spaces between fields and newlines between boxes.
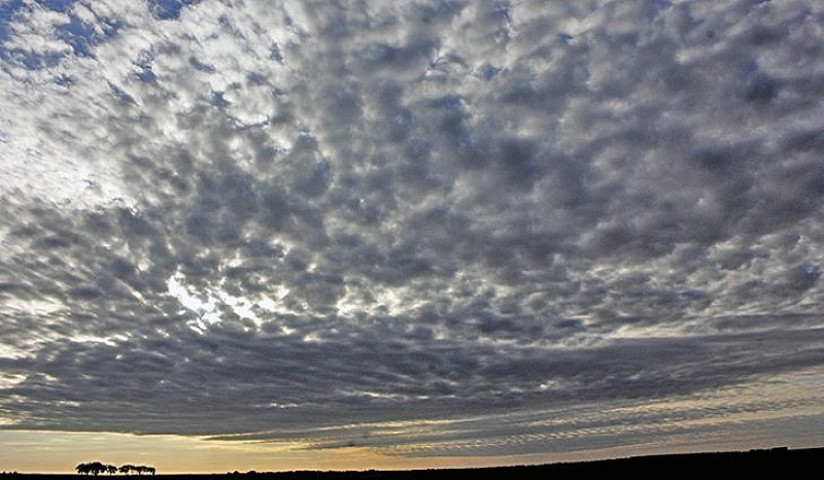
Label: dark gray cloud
xmin=2 ymin=0 xmax=824 ymax=459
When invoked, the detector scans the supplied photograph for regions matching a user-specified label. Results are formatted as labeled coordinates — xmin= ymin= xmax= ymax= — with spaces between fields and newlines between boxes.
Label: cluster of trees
xmin=75 ymin=462 xmax=156 ymax=476
xmin=118 ymin=465 xmax=156 ymax=476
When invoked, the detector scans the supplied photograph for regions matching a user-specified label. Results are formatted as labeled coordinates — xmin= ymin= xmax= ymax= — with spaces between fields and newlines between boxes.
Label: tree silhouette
xmin=74 ymin=462 xmax=156 ymax=476
xmin=76 ymin=462 xmax=106 ymax=476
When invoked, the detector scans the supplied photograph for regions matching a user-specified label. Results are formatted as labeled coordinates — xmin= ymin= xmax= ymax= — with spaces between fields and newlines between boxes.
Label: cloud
xmin=1 ymin=0 xmax=824 ymax=458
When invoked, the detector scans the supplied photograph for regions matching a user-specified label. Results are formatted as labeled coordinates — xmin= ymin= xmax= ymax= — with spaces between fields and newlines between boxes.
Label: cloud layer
xmin=2 ymin=0 xmax=824 ymax=458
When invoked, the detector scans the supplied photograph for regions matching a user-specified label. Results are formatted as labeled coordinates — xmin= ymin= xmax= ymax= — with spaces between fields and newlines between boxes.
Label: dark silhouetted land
xmin=3 ymin=447 xmax=820 ymax=479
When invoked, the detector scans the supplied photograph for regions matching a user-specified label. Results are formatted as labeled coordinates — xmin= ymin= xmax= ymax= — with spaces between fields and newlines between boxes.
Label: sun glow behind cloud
xmin=1 ymin=366 xmax=822 ymax=473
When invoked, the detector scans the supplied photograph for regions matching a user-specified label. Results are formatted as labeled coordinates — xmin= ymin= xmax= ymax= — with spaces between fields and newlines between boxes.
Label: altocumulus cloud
xmin=1 ymin=0 xmax=824 ymax=458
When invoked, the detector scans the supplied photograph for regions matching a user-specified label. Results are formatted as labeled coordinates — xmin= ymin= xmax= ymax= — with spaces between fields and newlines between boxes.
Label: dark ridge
xmin=2 ymin=447 xmax=819 ymax=480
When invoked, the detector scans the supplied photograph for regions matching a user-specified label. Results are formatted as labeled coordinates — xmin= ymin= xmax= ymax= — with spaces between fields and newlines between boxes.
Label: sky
xmin=1 ymin=0 xmax=824 ymax=473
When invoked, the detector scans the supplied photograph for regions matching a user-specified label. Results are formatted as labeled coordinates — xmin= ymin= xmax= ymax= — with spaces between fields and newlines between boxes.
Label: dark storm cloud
xmin=2 ymin=0 xmax=824 ymax=457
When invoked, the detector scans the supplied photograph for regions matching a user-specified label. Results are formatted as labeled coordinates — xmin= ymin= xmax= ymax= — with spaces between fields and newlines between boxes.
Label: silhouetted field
xmin=3 ymin=447 xmax=820 ymax=479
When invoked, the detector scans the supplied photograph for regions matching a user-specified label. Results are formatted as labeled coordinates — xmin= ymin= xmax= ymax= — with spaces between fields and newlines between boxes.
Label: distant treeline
xmin=75 ymin=463 xmax=155 ymax=476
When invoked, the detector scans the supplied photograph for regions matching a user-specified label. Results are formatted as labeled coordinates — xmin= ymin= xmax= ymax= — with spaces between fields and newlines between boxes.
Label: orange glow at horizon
xmin=2 ymin=369 xmax=823 ymax=474
xmin=1 ymin=427 xmax=823 ymax=474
